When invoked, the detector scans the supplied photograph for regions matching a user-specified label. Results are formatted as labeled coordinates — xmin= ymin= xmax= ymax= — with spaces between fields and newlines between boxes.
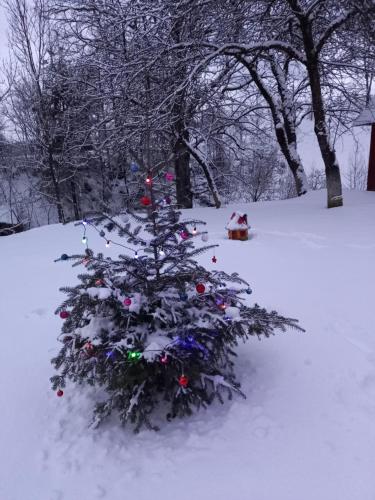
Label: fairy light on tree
xmin=51 ymin=168 xmax=303 ymax=432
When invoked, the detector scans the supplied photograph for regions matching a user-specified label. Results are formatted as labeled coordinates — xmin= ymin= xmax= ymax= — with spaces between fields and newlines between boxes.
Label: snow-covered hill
xmin=1 ymin=190 xmax=375 ymax=500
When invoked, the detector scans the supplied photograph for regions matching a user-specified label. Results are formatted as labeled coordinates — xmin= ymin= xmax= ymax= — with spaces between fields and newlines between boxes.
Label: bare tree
xmin=345 ymin=142 xmax=367 ymax=190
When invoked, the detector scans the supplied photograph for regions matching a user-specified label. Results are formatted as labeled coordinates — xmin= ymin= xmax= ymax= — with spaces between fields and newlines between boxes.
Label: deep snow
xmin=1 ymin=190 xmax=375 ymax=500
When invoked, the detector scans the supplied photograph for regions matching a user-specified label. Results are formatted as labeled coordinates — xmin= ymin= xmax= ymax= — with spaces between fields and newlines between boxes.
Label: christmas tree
xmin=51 ymin=169 xmax=303 ymax=432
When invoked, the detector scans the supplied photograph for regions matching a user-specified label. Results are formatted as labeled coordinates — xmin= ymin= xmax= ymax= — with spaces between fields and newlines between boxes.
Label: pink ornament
xmin=180 ymin=231 xmax=189 ymax=240
xmin=83 ymin=342 xmax=94 ymax=351
xmin=59 ymin=310 xmax=70 ymax=319
xmin=123 ymin=298 xmax=132 ymax=306
xmin=165 ymin=172 xmax=174 ymax=182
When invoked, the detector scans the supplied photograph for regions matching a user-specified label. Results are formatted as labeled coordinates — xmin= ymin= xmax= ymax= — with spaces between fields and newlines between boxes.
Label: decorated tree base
xmin=51 ymin=170 xmax=303 ymax=432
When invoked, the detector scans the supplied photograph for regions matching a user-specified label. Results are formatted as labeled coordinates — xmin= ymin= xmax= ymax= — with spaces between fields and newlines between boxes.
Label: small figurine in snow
xmin=226 ymin=211 xmax=249 ymax=241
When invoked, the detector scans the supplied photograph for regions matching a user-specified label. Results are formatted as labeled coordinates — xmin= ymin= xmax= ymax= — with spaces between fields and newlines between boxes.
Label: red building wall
xmin=368 ymin=124 xmax=375 ymax=191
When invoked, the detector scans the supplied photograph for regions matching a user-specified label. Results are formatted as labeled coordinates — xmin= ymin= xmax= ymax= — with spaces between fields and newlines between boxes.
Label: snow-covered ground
xmin=1 ymin=189 xmax=375 ymax=500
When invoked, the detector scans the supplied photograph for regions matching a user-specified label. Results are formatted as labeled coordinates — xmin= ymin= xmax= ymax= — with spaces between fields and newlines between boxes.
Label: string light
xmin=159 ymin=248 xmax=165 ymax=256
xmin=146 ymin=175 xmax=152 ymax=185
xmin=78 ymin=218 xmax=146 ymax=261
xmin=127 ymin=351 xmax=141 ymax=361
xmin=192 ymin=227 xmax=197 ymax=235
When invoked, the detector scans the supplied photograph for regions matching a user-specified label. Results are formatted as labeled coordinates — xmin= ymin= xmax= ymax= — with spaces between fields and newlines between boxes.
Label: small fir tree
xmin=51 ymin=169 xmax=303 ymax=431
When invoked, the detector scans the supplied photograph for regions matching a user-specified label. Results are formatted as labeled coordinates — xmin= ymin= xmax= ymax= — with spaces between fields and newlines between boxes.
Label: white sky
xmin=0 ymin=5 xmax=8 ymax=60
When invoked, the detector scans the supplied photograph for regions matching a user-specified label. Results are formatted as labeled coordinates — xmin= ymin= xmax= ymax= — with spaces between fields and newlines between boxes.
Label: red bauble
xmin=95 ymin=279 xmax=103 ymax=286
xmin=180 ymin=231 xmax=189 ymax=240
xmin=123 ymin=298 xmax=132 ymax=306
xmin=59 ymin=310 xmax=70 ymax=319
xmin=57 ymin=389 xmax=64 ymax=397
xmin=196 ymin=283 xmax=205 ymax=294
xmin=179 ymin=375 xmax=189 ymax=387
xmin=165 ymin=172 xmax=174 ymax=182
xmin=212 ymin=256 xmax=217 ymax=263
xmin=140 ymin=196 xmax=151 ymax=206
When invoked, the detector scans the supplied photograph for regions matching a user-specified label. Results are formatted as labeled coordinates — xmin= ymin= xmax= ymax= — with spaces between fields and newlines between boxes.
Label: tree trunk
xmin=237 ymin=56 xmax=308 ymax=197
xmin=182 ymin=138 xmax=221 ymax=208
xmin=174 ymin=129 xmax=193 ymax=208
xmin=70 ymin=179 xmax=80 ymax=220
xmin=275 ymin=126 xmax=308 ymax=196
xmin=48 ymin=150 xmax=65 ymax=223
xmin=294 ymin=11 xmax=343 ymax=208
xmin=307 ymin=61 xmax=343 ymax=208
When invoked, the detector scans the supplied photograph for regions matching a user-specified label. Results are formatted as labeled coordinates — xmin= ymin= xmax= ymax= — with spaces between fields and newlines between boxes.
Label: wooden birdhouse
xmin=226 ymin=211 xmax=249 ymax=241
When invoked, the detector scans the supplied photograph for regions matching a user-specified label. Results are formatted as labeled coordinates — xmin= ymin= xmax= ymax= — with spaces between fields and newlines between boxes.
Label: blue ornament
xmin=246 ymin=288 xmax=253 ymax=295
xmin=60 ymin=253 xmax=69 ymax=261
xmin=179 ymin=292 xmax=188 ymax=301
xmin=130 ymin=162 xmax=139 ymax=173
